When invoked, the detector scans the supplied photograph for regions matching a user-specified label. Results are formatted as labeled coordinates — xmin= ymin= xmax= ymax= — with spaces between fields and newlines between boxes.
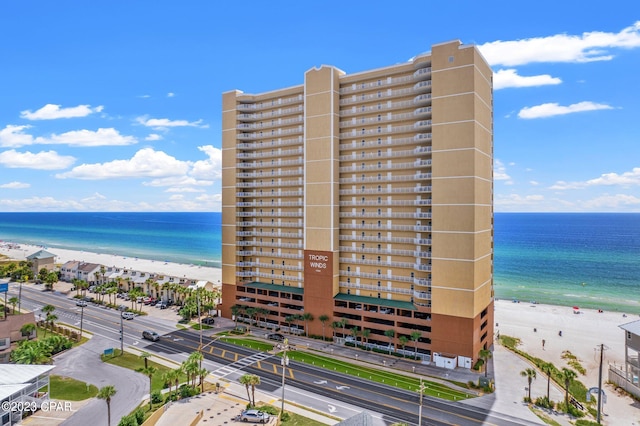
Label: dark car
xmin=267 ymin=333 xmax=285 ymax=342
xmin=142 ymin=330 xmax=160 ymax=341
xmin=201 ymin=317 xmax=215 ymax=325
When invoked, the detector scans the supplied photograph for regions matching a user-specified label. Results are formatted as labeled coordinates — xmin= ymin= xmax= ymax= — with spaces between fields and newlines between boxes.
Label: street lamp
xmin=79 ymin=305 xmax=85 ymax=340
xmin=279 ymin=339 xmax=291 ymax=423
xmin=119 ymin=313 xmax=124 ymax=355
xmin=418 ymin=378 xmax=425 ymax=426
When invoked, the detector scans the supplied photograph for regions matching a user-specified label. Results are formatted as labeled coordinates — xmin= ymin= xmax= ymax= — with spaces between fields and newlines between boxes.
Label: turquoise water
xmin=0 ymin=212 xmax=222 ymax=268
xmin=1 ymin=212 xmax=639 ymax=313
xmin=494 ymin=213 xmax=640 ymax=313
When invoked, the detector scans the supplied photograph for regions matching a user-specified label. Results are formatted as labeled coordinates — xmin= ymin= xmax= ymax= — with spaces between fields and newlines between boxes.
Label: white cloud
xmin=20 ymin=104 xmax=104 ymax=120
xmin=550 ymin=167 xmax=640 ymax=190
xmin=0 ymin=125 xmax=35 ymax=148
xmin=138 ymin=94 xmax=151 ymax=99
xmin=0 ymin=181 xmax=30 ymax=189
xmin=167 ymin=92 xmax=175 ymax=97
xmin=0 ymin=125 xmax=137 ymax=147
xmin=495 ymin=193 xmax=545 ymax=207
xmin=493 ymin=69 xmax=562 ymax=90
xmin=479 ymin=21 xmax=640 ymax=66
xmin=191 ymin=145 xmax=222 ymax=180
xmin=518 ymin=101 xmax=614 ymax=119
xmin=0 ymin=149 xmax=76 ymax=170
xmin=136 ymin=116 xmax=208 ymax=130
xmin=530 ymin=181 xmax=539 ymax=186
xmin=46 ymin=128 xmax=137 ymax=147
xmin=55 ymin=148 xmax=190 ymax=180
xmin=145 ymin=133 xmax=162 ymax=141
xmin=581 ymin=194 xmax=640 ymax=210
xmin=494 ymin=159 xmax=511 ymax=182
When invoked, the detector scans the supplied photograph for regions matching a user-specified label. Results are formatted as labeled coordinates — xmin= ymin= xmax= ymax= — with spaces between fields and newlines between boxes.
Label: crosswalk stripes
xmin=212 ymin=352 xmax=272 ymax=378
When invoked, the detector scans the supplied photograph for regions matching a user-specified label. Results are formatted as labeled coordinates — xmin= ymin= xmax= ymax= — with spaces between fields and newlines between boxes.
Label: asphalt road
xmin=153 ymin=329 xmax=537 ymax=426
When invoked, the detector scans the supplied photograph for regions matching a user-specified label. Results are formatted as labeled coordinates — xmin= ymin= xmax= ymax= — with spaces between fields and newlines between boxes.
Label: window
xmin=628 ymin=331 xmax=633 ymax=340
xmin=448 ymin=56 xmax=454 ymax=63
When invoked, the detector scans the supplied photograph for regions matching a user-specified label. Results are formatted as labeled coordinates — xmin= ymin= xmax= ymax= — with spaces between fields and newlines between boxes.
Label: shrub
xmin=575 ymin=420 xmax=600 ymax=426
xmin=534 ymin=396 xmax=555 ymax=409
xmin=134 ymin=408 xmax=145 ymax=424
xmin=117 ymin=415 xmax=138 ymax=426
xmin=179 ymin=385 xmax=196 ymax=398
xmin=151 ymin=390 xmax=163 ymax=404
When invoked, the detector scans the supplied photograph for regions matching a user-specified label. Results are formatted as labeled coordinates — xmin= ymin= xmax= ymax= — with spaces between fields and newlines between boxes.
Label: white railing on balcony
xmin=339 ymin=74 xmax=415 ymax=95
xmin=339 ymin=211 xmax=432 ymax=219
xmin=340 ymin=99 xmax=414 ymax=117
xmin=236 ymin=250 xmax=303 ymax=259
xmin=339 ymin=135 xmax=428 ymax=151
xmin=237 ymin=221 xmax=302 ymax=228
xmin=237 ymin=201 xmax=303 ymax=208
xmin=236 ymin=190 xmax=304 ymax=197
xmin=339 ymin=186 xmax=431 ymax=196
xmin=339 ymin=234 xmax=432 ymax=244
xmin=339 ymin=160 xmax=431 ymax=173
xmin=340 ymin=223 xmax=431 ymax=232
xmin=340 ymin=270 xmax=415 ymax=283
xmin=237 ymin=105 xmax=304 ymax=121
xmin=236 ymin=211 xmax=304 ymax=218
xmin=237 ymin=158 xmax=304 ymax=169
xmin=237 ymin=147 xmax=303 ymax=160
xmin=339 ymin=172 xmax=431 ymax=184
xmin=237 ymin=137 xmax=303 ymax=150
xmin=339 ymin=147 xmax=430 ymax=162
xmin=413 ymin=94 xmax=432 ymax=105
xmin=237 ymin=230 xmax=303 ymax=239
xmin=339 ymin=245 xmax=431 ymax=258
xmin=237 ymin=261 xmax=303 ymax=271
xmin=339 ymin=199 xmax=432 ymax=207
xmin=237 ymin=179 xmax=303 ymax=188
xmin=237 ymin=95 xmax=303 ymax=111
xmin=413 ymin=67 xmax=432 ymax=79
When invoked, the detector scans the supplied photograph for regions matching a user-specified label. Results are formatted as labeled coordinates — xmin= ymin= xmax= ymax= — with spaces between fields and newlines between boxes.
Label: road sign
xmin=0 ymin=283 xmax=8 ymax=293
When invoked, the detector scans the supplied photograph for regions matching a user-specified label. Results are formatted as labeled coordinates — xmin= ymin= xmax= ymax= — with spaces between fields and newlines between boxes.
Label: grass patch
xmin=220 ymin=336 xmax=275 ymax=352
xmin=49 ymin=375 xmax=98 ymax=400
xmin=256 ymin=403 xmax=331 ymax=425
xmin=530 ymin=406 xmax=562 ymax=426
xmin=101 ymin=350 xmax=185 ymax=392
xmin=191 ymin=324 xmax=212 ymax=330
xmin=281 ymin=350 xmax=470 ymax=401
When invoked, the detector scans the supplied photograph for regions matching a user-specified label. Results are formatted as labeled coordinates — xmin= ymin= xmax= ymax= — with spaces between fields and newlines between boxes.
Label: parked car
xmin=155 ymin=302 xmax=167 ymax=309
xmin=240 ymin=410 xmax=270 ymax=423
xmin=121 ymin=312 xmax=135 ymax=320
xmin=267 ymin=333 xmax=285 ymax=342
xmin=117 ymin=304 xmax=128 ymax=311
xmin=142 ymin=330 xmax=159 ymax=341
xmin=201 ymin=317 xmax=215 ymax=325
xmin=82 ymin=296 xmax=94 ymax=302
xmin=75 ymin=299 xmax=88 ymax=307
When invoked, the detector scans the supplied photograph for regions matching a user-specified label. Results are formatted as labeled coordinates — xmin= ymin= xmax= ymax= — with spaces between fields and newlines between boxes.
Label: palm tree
xmin=8 ymin=296 xmax=18 ymax=314
xmin=410 ymin=330 xmax=421 ymax=358
xmin=478 ymin=349 xmax=492 ymax=377
xmin=521 ymin=368 xmax=537 ymax=401
xmin=198 ymin=367 xmax=209 ymax=393
xmin=20 ymin=323 xmax=36 ymax=339
xmin=384 ymin=329 xmax=395 ymax=354
xmin=45 ymin=271 xmax=58 ymax=291
xmin=141 ymin=366 xmax=157 ymax=410
xmin=319 ymin=314 xmax=330 ymax=341
xmin=361 ymin=328 xmax=371 ymax=346
xmin=163 ymin=369 xmax=179 ymax=399
xmin=248 ymin=374 xmax=261 ymax=406
xmin=302 ymin=312 xmax=314 ymax=337
xmin=140 ymin=351 xmax=151 ymax=369
xmin=245 ymin=307 xmax=257 ymax=328
xmin=398 ymin=335 xmax=408 ymax=353
xmin=97 ymin=385 xmax=117 ymax=426
xmin=284 ymin=315 xmax=296 ymax=333
xmin=230 ymin=304 xmax=242 ymax=329
xmin=339 ymin=318 xmax=348 ymax=339
xmin=239 ymin=374 xmax=253 ymax=406
xmin=330 ymin=321 xmax=340 ymax=340
xmin=350 ymin=326 xmax=360 ymax=343
xmin=541 ymin=362 xmax=554 ymax=401
xmin=560 ymin=368 xmax=577 ymax=410
xmin=11 ymin=340 xmax=52 ymax=364
xmin=41 ymin=304 xmax=56 ymax=336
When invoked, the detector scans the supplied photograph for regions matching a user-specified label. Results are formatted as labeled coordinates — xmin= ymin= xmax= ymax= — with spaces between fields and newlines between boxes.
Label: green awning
xmin=334 ymin=293 xmax=416 ymax=311
xmin=244 ymin=281 xmax=304 ymax=295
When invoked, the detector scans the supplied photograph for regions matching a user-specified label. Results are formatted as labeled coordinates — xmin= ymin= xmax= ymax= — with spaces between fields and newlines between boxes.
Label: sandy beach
xmin=0 ymin=242 xmax=222 ymax=285
xmin=495 ymin=299 xmax=640 ymax=423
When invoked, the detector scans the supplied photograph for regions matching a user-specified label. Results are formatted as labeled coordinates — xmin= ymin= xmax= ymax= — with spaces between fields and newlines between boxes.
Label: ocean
xmin=0 ymin=212 xmax=222 ymax=268
xmin=0 ymin=212 xmax=639 ymax=313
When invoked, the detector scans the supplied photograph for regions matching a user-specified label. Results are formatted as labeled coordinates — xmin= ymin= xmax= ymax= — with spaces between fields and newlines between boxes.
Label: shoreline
xmin=0 ymin=241 xmax=222 ymax=285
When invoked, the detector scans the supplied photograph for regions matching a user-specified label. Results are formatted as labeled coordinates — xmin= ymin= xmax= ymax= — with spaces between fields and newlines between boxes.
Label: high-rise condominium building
xmin=221 ymin=40 xmax=493 ymax=365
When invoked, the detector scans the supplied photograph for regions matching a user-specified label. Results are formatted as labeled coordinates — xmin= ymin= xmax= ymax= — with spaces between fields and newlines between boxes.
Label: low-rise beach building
xmin=610 ymin=320 xmax=640 ymax=398
xmin=26 ymin=250 xmax=55 ymax=277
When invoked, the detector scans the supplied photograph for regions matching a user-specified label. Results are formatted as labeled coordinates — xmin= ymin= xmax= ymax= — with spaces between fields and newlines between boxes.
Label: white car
xmin=121 ymin=311 xmax=135 ymax=320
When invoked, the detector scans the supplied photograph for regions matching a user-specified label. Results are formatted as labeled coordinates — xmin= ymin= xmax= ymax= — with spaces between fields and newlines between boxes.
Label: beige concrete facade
xmin=221 ymin=40 xmax=493 ymax=362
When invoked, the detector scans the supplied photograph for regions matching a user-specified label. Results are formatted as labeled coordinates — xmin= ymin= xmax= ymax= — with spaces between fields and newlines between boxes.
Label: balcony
xmin=414 ymin=81 xmax=431 ymax=92
xmin=339 ymin=234 xmax=431 ymax=245
xmin=339 ymin=123 xmax=427 ymax=139
xmin=236 ymin=158 xmax=304 ymax=169
xmin=339 ymin=186 xmax=431 ymax=196
xmin=236 ymin=261 xmax=304 ymax=272
xmin=340 ymin=270 xmax=414 ymax=283
xmin=339 ymin=199 xmax=432 ymax=207
xmin=237 ymin=169 xmax=303 ymax=178
xmin=339 ymin=257 xmax=431 ymax=270
xmin=339 ymin=160 xmax=431 ymax=173
xmin=237 ymin=201 xmax=303 ymax=208
xmin=236 ymin=211 xmax=304 ymax=218
xmin=236 ymin=147 xmax=303 ymax=160
xmin=339 ymin=147 xmax=430 ymax=162
xmin=237 ymin=241 xmax=304 ymax=249
xmin=237 ymin=95 xmax=303 ymax=111
xmin=236 ymin=250 xmax=303 ymax=260
xmin=339 ymin=75 xmax=414 ymax=94
xmin=339 ymin=172 xmax=431 ymax=184
xmin=236 ymin=190 xmax=304 ymax=197
xmin=413 ymin=94 xmax=432 ymax=105
xmin=237 ymin=231 xmax=303 ymax=238
xmin=237 ymin=179 xmax=303 ymax=188
xmin=237 ymin=137 xmax=303 ymax=150
xmin=339 ymin=223 xmax=431 ymax=232
xmin=413 ymin=67 xmax=432 ymax=80
xmin=237 ymin=105 xmax=304 ymax=121
xmin=339 ymin=211 xmax=432 ymax=219
xmin=339 ymin=245 xmax=431 ymax=258
xmin=340 ymin=99 xmax=414 ymax=117
xmin=237 ymin=221 xmax=302 ymax=228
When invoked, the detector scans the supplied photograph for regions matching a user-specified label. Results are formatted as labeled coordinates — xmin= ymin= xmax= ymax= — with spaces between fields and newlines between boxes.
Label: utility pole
xmin=79 ymin=305 xmax=85 ymax=340
xmin=597 ymin=343 xmax=604 ymax=424
xmin=120 ymin=313 xmax=124 ymax=355
xmin=418 ymin=378 xmax=425 ymax=426
xmin=279 ymin=339 xmax=291 ymax=424
xmin=197 ymin=291 xmax=203 ymax=369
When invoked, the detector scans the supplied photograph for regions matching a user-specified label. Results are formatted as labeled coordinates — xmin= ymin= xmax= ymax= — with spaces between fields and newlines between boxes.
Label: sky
xmin=0 ymin=1 xmax=639 ymax=213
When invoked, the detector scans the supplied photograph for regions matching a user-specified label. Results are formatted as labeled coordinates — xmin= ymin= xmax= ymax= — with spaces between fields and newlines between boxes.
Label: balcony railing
xmin=237 ymin=211 xmax=304 ymax=218
xmin=339 ymin=173 xmax=431 ymax=184
xmin=339 ymin=235 xmax=432 ymax=245
xmin=339 ymin=199 xmax=432 ymax=207
xmin=237 ymin=169 xmax=303 ymax=178
xmin=237 ymin=137 xmax=303 ymax=150
xmin=339 ymin=223 xmax=431 ymax=232
xmin=339 ymin=245 xmax=431 ymax=258
xmin=339 ymin=160 xmax=431 ymax=173
xmin=339 ymin=211 xmax=432 ymax=219
xmin=339 ymin=186 xmax=431 ymax=196
xmin=237 ymin=221 xmax=302 ymax=228
xmin=237 ymin=95 xmax=303 ymax=111
xmin=237 ymin=201 xmax=303 ymax=208
xmin=236 ymin=250 xmax=303 ymax=260
xmin=237 ymin=105 xmax=304 ymax=121
xmin=236 ymin=190 xmax=304 ymax=197
xmin=237 ymin=179 xmax=303 ymax=188
xmin=339 ymin=147 xmax=430 ymax=162
xmin=237 ymin=158 xmax=304 ymax=169
xmin=339 ymin=122 xmax=430 ymax=138
xmin=237 ymin=147 xmax=303 ymax=160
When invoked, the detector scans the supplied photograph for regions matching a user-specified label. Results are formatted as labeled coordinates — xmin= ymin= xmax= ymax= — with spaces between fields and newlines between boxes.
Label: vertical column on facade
xmin=302 ymin=66 xmax=343 ymax=336
xmin=220 ymin=90 xmax=241 ymax=318
xmin=429 ymin=41 xmax=494 ymax=359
